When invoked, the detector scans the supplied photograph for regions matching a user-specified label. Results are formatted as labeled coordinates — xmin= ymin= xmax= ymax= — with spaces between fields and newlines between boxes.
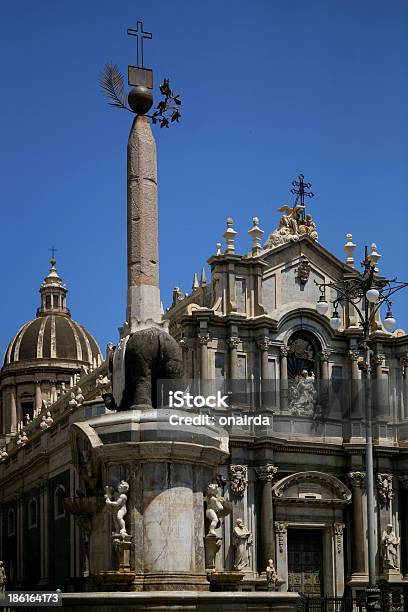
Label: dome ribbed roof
xmin=2 ymin=259 xmax=102 ymax=369
xmin=3 ymin=316 xmax=101 ymax=366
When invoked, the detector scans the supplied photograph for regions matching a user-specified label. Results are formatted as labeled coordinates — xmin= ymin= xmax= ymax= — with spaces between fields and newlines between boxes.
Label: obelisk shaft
xmin=126 ymin=115 xmax=161 ymax=331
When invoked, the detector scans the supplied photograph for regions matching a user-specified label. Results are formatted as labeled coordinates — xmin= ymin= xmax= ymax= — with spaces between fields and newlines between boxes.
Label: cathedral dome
xmin=2 ymin=259 xmax=102 ymax=369
xmin=4 ymin=316 xmax=100 ymax=366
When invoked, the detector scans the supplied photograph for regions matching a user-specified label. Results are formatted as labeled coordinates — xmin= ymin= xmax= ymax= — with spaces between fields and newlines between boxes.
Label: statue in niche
xmin=289 ymin=370 xmax=317 ymax=416
xmin=233 ymin=518 xmax=253 ymax=570
xmin=104 ymin=480 xmax=129 ymax=537
xmin=266 ymin=559 xmax=278 ymax=590
xmin=205 ymin=483 xmax=231 ymax=536
xmin=0 ymin=561 xmax=6 ymax=596
xmin=382 ymin=524 xmax=400 ymax=571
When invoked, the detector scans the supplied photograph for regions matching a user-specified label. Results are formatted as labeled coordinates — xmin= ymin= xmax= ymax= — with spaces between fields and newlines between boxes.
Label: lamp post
xmin=315 ymin=247 xmax=408 ymax=610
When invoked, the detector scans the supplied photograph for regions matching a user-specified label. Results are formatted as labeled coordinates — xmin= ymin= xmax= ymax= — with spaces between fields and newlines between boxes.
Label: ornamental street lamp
xmin=315 ymin=247 xmax=408 ymax=610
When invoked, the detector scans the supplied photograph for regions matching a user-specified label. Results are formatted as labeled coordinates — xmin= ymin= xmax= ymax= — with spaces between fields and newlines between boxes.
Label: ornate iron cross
xmin=127 ymin=20 xmax=152 ymax=68
xmin=291 ymin=174 xmax=314 ymax=221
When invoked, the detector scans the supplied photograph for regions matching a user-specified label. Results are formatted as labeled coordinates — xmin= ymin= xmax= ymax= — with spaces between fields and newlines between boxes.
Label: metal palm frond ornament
xmin=99 ymin=21 xmax=182 ymax=128
xmin=100 ymin=63 xmax=131 ymax=112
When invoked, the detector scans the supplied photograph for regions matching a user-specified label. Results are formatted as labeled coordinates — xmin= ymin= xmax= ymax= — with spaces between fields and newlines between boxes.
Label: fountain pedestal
xmin=69 ymin=408 xmax=229 ymax=592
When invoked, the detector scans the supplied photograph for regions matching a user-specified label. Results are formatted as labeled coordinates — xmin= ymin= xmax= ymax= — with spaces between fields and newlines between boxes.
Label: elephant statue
xmin=107 ymin=327 xmax=183 ymax=410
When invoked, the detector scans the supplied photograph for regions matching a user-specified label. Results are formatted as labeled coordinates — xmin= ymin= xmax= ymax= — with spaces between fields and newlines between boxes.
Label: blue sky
xmin=0 ymin=0 xmax=407 ymax=355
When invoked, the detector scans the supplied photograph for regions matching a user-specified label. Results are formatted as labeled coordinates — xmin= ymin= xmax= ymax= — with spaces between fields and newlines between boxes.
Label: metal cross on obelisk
xmin=127 ymin=20 xmax=153 ymax=96
xmin=291 ymin=174 xmax=314 ymax=222
xmin=127 ymin=20 xmax=152 ymax=68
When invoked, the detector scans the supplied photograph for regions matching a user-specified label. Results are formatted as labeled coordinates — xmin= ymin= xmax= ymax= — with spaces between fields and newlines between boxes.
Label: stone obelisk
xmin=126 ymin=114 xmax=162 ymax=332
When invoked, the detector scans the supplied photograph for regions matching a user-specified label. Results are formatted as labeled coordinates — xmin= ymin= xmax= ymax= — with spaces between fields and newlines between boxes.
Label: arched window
xmin=7 ymin=508 xmax=15 ymax=536
xmin=54 ymin=485 xmax=66 ymax=520
xmin=287 ymin=331 xmax=320 ymax=379
xmin=20 ymin=394 xmax=34 ymax=421
xmin=28 ymin=498 xmax=38 ymax=529
xmin=45 ymin=295 xmax=51 ymax=308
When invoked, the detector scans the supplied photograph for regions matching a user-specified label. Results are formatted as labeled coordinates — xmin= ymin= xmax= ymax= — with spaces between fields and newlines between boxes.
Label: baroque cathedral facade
xmin=1 ymin=198 xmax=408 ymax=600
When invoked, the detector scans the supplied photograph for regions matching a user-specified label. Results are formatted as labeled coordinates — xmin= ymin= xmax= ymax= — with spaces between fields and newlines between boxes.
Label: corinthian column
xmin=319 ymin=350 xmax=330 ymax=416
xmin=227 ymin=336 xmax=240 ymax=402
xmin=256 ymin=464 xmax=278 ymax=568
xmin=319 ymin=350 xmax=330 ymax=381
xmin=400 ymin=356 xmax=408 ymax=421
xmin=126 ymin=115 xmax=161 ymax=331
xmin=372 ymin=353 xmax=385 ymax=416
xmin=35 ymin=381 xmax=43 ymax=417
xmin=348 ymin=471 xmax=366 ymax=576
xmin=198 ymin=333 xmax=210 ymax=395
xmin=10 ymin=385 xmax=17 ymax=433
xmin=399 ymin=476 xmax=408 ymax=576
xmin=257 ymin=337 xmax=271 ymax=408
xmin=227 ymin=336 xmax=240 ymax=381
xmin=38 ymin=483 xmax=49 ymax=587
xmin=279 ymin=346 xmax=288 ymax=412
xmin=348 ymin=351 xmax=361 ymax=416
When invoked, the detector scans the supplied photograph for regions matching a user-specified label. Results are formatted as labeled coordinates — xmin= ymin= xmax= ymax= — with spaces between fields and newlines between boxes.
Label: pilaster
xmin=279 ymin=346 xmax=288 ymax=412
xmin=274 ymin=521 xmax=288 ymax=591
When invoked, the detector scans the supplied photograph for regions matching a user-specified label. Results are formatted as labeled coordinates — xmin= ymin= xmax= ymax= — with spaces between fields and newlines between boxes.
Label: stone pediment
xmin=260 ymin=237 xmax=356 ymax=320
xmin=272 ymin=471 xmax=352 ymax=506
xmin=261 ymin=235 xmax=353 ymax=280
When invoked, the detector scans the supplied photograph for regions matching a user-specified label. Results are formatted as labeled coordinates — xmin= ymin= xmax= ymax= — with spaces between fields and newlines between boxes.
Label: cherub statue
xmin=205 ymin=483 xmax=231 ymax=536
xmin=304 ymin=214 xmax=318 ymax=241
xmin=76 ymin=388 xmax=84 ymax=405
xmin=104 ymin=480 xmax=129 ymax=537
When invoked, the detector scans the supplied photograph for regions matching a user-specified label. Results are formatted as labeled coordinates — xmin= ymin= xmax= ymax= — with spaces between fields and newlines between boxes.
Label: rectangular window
xmin=215 ymin=352 xmax=225 ymax=379
xmin=235 ymin=278 xmax=247 ymax=313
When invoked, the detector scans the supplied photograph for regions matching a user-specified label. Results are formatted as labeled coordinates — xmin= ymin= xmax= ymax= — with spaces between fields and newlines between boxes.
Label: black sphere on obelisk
xmin=128 ymin=86 xmax=153 ymax=114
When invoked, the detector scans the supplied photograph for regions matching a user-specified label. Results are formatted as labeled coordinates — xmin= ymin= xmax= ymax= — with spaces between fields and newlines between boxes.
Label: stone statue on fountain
xmin=104 ymin=481 xmax=130 ymax=537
